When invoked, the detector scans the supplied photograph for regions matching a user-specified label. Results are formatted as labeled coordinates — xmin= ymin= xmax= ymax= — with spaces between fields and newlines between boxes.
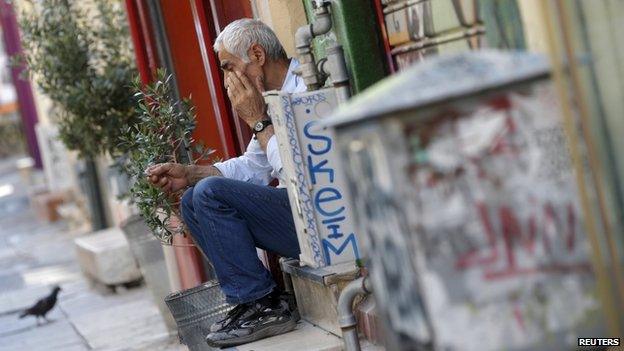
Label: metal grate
xmin=165 ymin=280 xmax=232 ymax=351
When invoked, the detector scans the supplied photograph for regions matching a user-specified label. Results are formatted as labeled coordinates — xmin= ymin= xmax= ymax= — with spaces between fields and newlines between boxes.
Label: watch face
xmin=254 ymin=121 xmax=264 ymax=132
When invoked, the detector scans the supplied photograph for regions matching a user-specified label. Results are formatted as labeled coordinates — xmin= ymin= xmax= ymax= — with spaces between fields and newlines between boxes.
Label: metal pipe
xmin=338 ymin=276 xmax=372 ymax=351
xmin=324 ymin=44 xmax=351 ymax=104
xmin=294 ymin=1 xmax=332 ymax=90
xmin=83 ymin=157 xmax=109 ymax=230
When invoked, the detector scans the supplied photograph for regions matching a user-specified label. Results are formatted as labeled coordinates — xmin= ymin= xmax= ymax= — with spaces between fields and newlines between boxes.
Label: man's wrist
xmin=248 ymin=114 xmax=268 ymax=128
xmin=255 ymin=125 xmax=274 ymax=142
xmin=184 ymin=164 xmax=195 ymax=186
xmin=185 ymin=165 xmax=222 ymax=186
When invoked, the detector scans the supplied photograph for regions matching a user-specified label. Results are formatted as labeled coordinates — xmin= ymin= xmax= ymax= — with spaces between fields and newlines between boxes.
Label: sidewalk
xmin=0 ymin=157 xmax=184 ymax=351
xmin=0 ymin=157 xmax=383 ymax=351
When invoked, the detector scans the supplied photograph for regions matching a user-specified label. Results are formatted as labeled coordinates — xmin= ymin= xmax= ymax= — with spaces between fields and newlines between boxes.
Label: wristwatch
xmin=252 ymin=119 xmax=272 ymax=135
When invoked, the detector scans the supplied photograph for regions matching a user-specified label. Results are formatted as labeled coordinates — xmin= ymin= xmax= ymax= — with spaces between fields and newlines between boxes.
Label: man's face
xmin=217 ymin=45 xmax=264 ymax=90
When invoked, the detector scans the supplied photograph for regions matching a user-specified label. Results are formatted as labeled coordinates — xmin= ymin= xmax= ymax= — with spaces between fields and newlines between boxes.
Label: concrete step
xmin=280 ymin=259 xmax=385 ymax=348
xmin=226 ymin=320 xmax=385 ymax=351
xmin=281 ymin=259 xmax=360 ymax=336
xmin=74 ymin=227 xmax=142 ymax=286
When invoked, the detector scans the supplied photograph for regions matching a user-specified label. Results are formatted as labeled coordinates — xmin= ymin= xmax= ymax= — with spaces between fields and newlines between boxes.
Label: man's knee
xmin=193 ymin=176 xmax=228 ymax=204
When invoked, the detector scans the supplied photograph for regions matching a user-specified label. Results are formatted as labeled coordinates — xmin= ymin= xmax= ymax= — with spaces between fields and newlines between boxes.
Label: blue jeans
xmin=180 ymin=177 xmax=300 ymax=304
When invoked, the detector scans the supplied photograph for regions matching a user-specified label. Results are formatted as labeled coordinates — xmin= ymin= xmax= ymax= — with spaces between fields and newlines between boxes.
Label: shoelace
xmin=221 ymin=302 xmax=252 ymax=327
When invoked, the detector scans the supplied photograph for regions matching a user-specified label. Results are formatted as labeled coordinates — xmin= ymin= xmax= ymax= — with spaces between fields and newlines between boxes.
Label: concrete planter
xmin=120 ymin=214 xmax=177 ymax=332
xmin=74 ymin=227 xmax=142 ymax=286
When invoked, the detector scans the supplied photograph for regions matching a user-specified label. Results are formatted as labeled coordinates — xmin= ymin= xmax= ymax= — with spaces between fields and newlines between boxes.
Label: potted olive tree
xmin=121 ymin=69 xmax=214 ymax=245
xmin=124 ymin=71 xmax=231 ymax=349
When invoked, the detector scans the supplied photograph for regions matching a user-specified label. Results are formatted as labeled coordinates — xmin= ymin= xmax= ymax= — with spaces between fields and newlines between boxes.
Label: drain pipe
xmin=294 ymin=0 xmax=332 ymax=90
xmin=322 ymin=44 xmax=351 ymax=104
xmin=338 ymin=276 xmax=372 ymax=351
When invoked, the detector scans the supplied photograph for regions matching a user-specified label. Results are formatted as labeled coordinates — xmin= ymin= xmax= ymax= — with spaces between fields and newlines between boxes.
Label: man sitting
xmin=146 ymin=19 xmax=306 ymax=347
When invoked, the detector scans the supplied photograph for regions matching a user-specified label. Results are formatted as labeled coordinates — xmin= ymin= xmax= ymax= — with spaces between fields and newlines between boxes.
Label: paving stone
xmin=0 ymin=266 xmax=85 ymax=316
xmin=0 ymin=158 xmax=377 ymax=351
xmin=59 ymin=285 xmax=151 ymax=317
xmin=0 ymin=308 xmax=63 ymax=335
xmin=0 ymin=284 xmax=53 ymax=315
xmin=111 ymin=334 xmax=187 ymax=351
xmin=69 ymin=298 xmax=170 ymax=350
xmin=20 ymin=263 xmax=83 ymax=288
xmin=232 ymin=321 xmax=343 ymax=351
xmin=0 ymin=319 xmax=88 ymax=351
xmin=0 ymin=271 xmax=25 ymax=292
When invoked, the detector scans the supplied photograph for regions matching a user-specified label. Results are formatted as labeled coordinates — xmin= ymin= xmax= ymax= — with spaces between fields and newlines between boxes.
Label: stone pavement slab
xmin=0 ymin=284 xmax=55 ymax=315
xmin=68 ymin=297 xmax=170 ymax=350
xmin=0 ymin=157 xmax=384 ymax=351
xmin=0 ymin=158 xmax=183 ymax=351
xmin=229 ymin=321 xmax=343 ymax=351
xmin=0 ymin=319 xmax=89 ymax=351
xmin=0 ymin=307 xmax=64 ymax=335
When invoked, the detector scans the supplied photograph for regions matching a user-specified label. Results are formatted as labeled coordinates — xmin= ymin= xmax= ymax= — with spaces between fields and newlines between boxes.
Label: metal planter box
xmin=265 ymin=88 xmax=360 ymax=268
xmin=324 ymin=52 xmax=608 ymax=350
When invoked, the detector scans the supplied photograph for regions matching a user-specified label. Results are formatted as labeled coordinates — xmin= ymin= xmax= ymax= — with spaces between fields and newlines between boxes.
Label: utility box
xmin=265 ymin=88 xmax=360 ymax=268
xmin=324 ymin=52 xmax=609 ymax=350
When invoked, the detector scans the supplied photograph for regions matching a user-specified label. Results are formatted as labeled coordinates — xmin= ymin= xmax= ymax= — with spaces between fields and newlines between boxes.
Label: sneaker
xmin=209 ymin=302 xmax=252 ymax=333
xmin=279 ymin=291 xmax=300 ymax=322
xmin=205 ymin=295 xmax=297 ymax=348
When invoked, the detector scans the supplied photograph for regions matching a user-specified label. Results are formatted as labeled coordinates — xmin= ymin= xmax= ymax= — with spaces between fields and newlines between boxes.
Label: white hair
xmin=213 ymin=18 xmax=287 ymax=63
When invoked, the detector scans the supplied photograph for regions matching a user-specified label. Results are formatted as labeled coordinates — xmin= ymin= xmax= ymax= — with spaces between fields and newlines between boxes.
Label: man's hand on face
xmin=145 ymin=163 xmax=189 ymax=193
xmin=225 ymin=71 xmax=266 ymax=127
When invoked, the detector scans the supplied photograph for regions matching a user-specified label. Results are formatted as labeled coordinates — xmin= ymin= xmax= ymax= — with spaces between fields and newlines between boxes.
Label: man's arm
xmin=221 ymin=71 xmax=280 ymax=183
xmin=186 ymin=164 xmax=222 ymax=186
xmin=146 ymin=163 xmax=222 ymax=193
xmin=254 ymin=125 xmax=274 ymax=153
xmin=226 ymin=71 xmax=273 ymax=154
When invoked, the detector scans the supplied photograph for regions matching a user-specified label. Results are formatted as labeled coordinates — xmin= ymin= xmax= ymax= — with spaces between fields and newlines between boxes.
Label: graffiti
xmin=339 ymin=80 xmax=604 ymax=350
xmin=452 ymin=201 xmax=590 ymax=280
xmin=291 ymin=93 xmax=326 ymax=107
xmin=271 ymin=90 xmax=360 ymax=267
xmin=409 ymin=89 xmax=594 ymax=294
xmin=281 ymin=95 xmax=324 ymax=266
xmin=403 ymin=83 xmax=601 ymax=349
xmin=303 ymin=119 xmax=360 ymax=265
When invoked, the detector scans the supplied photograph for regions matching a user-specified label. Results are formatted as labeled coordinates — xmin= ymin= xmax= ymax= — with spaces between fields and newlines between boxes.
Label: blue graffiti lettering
xmin=326 ymin=224 xmax=344 ymax=239
xmin=308 ymin=156 xmax=334 ymax=185
xmin=304 ymin=121 xmax=332 ymax=156
xmin=282 ymin=95 xmax=323 ymax=265
xmin=292 ymin=93 xmax=326 ymax=106
xmin=322 ymin=216 xmax=346 ymax=225
xmin=322 ymin=233 xmax=360 ymax=265
xmin=314 ymin=187 xmax=344 ymax=217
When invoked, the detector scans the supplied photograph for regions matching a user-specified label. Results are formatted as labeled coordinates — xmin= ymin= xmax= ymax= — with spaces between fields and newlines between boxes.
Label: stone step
xmin=74 ymin=227 xmax=142 ymax=286
xmin=280 ymin=259 xmax=385 ymax=348
xmin=281 ymin=259 xmax=360 ymax=336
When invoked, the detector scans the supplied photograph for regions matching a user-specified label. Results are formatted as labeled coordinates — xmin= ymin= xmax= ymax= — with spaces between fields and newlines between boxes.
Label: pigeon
xmin=18 ymin=285 xmax=62 ymax=324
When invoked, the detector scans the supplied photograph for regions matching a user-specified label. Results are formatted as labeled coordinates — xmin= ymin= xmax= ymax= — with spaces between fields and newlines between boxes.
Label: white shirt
xmin=214 ymin=59 xmax=306 ymax=186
